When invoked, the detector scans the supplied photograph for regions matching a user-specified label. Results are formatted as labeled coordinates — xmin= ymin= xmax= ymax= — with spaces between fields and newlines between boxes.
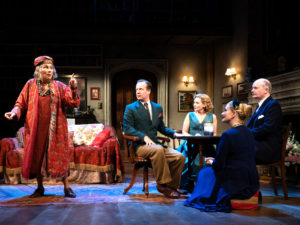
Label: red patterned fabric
xmin=34 ymin=56 xmax=53 ymax=66
xmin=5 ymin=148 xmax=24 ymax=174
xmin=91 ymin=130 xmax=111 ymax=147
xmin=0 ymin=138 xmax=16 ymax=173
xmin=11 ymin=78 xmax=80 ymax=178
xmin=231 ymin=190 xmax=259 ymax=210
xmin=1 ymin=126 xmax=124 ymax=183
xmin=70 ymin=137 xmax=124 ymax=182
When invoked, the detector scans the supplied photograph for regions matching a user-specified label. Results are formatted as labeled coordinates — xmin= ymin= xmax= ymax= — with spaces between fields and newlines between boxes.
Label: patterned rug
xmin=0 ymin=181 xmax=188 ymax=207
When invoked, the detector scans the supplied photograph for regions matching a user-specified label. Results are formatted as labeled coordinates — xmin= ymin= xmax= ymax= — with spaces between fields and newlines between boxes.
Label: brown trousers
xmin=136 ymin=144 xmax=185 ymax=189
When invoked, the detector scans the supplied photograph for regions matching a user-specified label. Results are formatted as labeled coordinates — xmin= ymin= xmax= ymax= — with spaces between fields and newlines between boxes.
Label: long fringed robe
xmin=12 ymin=78 xmax=80 ymax=179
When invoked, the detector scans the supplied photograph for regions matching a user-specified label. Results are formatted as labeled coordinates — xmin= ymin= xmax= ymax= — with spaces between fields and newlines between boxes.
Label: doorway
xmin=111 ymin=69 xmax=157 ymax=146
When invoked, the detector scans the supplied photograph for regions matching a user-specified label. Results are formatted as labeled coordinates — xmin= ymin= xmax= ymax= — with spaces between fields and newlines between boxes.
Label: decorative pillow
xmin=69 ymin=123 xmax=104 ymax=146
xmin=68 ymin=131 xmax=74 ymax=148
xmin=91 ymin=130 xmax=111 ymax=147
xmin=231 ymin=190 xmax=259 ymax=210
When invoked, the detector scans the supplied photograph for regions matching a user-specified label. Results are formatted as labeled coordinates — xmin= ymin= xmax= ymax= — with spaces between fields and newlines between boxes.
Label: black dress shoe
xmin=157 ymin=184 xmax=168 ymax=193
xmin=29 ymin=187 xmax=45 ymax=198
xmin=157 ymin=184 xmax=180 ymax=198
xmin=64 ymin=187 xmax=76 ymax=198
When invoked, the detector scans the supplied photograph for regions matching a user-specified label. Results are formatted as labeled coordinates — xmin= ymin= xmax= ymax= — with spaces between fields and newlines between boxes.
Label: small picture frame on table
xmin=90 ymin=87 xmax=100 ymax=100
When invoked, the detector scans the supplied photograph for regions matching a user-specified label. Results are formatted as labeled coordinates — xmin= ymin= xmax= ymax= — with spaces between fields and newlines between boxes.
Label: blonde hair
xmin=227 ymin=100 xmax=252 ymax=121
xmin=33 ymin=64 xmax=58 ymax=80
xmin=194 ymin=93 xmax=214 ymax=113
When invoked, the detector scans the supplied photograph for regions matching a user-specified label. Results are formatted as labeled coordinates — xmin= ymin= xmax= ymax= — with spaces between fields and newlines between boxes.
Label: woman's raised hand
xmin=69 ymin=73 xmax=78 ymax=89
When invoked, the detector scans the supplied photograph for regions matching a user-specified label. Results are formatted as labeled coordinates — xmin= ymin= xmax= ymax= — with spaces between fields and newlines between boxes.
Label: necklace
xmin=38 ymin=80 xmax=51 ymax=96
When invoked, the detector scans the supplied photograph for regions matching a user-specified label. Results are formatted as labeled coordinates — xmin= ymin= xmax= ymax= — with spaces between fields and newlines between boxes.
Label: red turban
xmin=34 ymin=56 xmax=54 ymax=67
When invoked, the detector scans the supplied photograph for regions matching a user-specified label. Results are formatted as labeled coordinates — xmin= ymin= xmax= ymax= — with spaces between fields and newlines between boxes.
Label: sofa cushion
xmin=69 ymin=123 xmax=104 ymax=146
xmin=103 ymin=125 xmax=117 ymax=138
xmin=91 ymin=130 xmax=111 ymax=147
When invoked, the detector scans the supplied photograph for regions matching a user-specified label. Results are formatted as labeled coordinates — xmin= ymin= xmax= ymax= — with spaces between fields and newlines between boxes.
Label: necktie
xmin=144 ymin=103 xmax=151 ymax=120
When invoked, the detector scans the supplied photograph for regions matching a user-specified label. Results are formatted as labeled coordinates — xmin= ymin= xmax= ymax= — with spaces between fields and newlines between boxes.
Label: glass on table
xmin=204 ymin=122 xmax=214 ymax=136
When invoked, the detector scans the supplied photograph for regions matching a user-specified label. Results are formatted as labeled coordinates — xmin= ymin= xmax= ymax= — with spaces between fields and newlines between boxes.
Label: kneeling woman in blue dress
xmin=184 ymin=100 xmax=259 ymax=212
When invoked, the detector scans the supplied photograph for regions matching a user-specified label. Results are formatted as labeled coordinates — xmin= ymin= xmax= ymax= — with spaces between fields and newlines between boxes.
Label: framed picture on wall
xmin=57 ymin=76 xmax=87 ymax=112
xmin=237 ymin=82 xmax=252 ymax=96
xmin=90 ymin=87 xmax=100 ymax=100
xmin=178 ymin=90 xmax=197 ymax=112
xmin=222 ymin=85 xmax=233 ymax=98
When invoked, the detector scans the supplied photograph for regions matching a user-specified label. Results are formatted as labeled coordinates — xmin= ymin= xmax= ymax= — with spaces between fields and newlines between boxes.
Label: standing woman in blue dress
xmin=177 ymin=94 xmax=217 ymax=192
xmin=184 ymin=100 xmax=259 ymax=212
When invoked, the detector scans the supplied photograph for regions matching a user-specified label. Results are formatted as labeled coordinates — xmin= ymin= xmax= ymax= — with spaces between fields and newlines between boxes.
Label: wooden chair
xmin=264 ymin=122 xmax=291 ymax=200
xmin=121 ymin=123 xmax=170 ymax=197
xmin=172 ymin=129 xmax=182 ymax=149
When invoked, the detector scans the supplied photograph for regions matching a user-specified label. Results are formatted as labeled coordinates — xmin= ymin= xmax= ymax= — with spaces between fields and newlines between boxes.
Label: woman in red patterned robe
xmin=4 ymin=56 xmax=80 ymax=198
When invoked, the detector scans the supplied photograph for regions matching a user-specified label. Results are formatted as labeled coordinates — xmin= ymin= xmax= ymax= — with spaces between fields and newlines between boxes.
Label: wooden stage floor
xmin=0 ymin=162 xmax=300 ymax=225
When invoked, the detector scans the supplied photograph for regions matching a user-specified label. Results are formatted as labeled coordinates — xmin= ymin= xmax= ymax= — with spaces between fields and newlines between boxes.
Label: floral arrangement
xmin=285 ymin=132 xmax=300 ymax=166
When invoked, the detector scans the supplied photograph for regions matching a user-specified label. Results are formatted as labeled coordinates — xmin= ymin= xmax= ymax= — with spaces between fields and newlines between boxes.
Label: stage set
xmin=1 ymin=0 xmax=300 ymax=224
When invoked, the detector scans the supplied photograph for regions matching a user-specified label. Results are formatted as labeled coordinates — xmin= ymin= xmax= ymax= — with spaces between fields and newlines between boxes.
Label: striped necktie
xmin=144 ymin=103 xmax=151 ymax=120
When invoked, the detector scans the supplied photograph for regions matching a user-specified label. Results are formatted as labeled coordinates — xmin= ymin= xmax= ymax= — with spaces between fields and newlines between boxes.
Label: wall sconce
xmin=182 ymin=75 xmax=195 ymax=87
xmin=225 ymin=68 xmax=237 ymax=79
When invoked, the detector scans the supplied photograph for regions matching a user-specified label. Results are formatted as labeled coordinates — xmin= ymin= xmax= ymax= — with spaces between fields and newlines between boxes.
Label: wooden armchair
xmin=121 ymin=123 xmax=170 ymax=197
xmin=266 ymin=122 xmax=292 ymax=199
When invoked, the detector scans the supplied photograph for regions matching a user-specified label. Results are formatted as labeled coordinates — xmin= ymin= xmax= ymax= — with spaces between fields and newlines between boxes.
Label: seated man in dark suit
xmin=123 ymin=79 xmax=185 ymax=197
xmin=247 ymin=78 xmax=283 ymax=164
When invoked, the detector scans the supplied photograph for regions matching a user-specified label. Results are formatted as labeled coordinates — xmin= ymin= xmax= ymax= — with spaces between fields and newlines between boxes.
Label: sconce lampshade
xmin=188 ymin=76 xmax=195 ymax=83
xmin=182 ymin=75 xmax=195 ymax=87
xmin=225 ymin=68 xmax=237 ymax=76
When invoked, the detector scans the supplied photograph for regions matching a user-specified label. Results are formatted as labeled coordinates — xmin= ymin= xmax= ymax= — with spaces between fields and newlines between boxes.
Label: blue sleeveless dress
xmin=177 ymin=112 xmax=215 ymax=188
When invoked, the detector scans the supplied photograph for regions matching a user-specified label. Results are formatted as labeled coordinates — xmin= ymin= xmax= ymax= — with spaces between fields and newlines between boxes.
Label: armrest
xmin=122 ymin=134 xmax=140 ymax=142
xmin=122 ymin=133 xmax=140 ymax=163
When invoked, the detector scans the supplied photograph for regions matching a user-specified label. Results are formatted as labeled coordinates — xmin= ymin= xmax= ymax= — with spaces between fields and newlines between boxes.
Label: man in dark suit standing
xmin=123 ymin=79 xmax=185 ymax=197
xmin=247 ymin=78 xmax=283 ymax=164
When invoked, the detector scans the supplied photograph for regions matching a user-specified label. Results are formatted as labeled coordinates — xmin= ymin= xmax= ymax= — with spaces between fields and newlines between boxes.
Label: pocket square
xmin=158 ymin=113 xmax=162 ymax=118
xmin=258 ymin=115 xmax=264 ymax=119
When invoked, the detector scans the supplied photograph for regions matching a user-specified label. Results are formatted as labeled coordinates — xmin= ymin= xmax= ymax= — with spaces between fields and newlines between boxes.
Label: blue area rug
xmin=0 ymin=181 xmax=188 ymax=206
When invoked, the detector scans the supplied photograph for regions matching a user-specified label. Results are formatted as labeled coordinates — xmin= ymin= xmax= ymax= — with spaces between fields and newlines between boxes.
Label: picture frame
xmin=222 ymin=85 xmax=233 ymax=98
xmin=237 ymin=82 xmax=252 ymax=96
xmin=178 ymin=90 xmax=197 ymax=112
xmin=90 ymin=87 xmax=100 ymax=100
